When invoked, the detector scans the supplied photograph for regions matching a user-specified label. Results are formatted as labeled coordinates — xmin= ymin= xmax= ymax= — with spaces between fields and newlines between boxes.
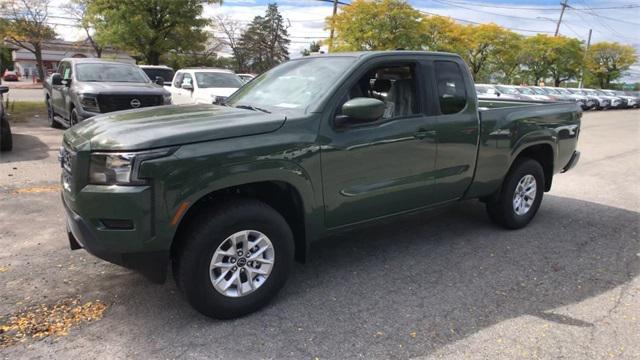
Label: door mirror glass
xmin=51 ymin=73 xmax=62 ymax=86
xmin=0 ymin=86 xmax=8 ymax=94
xmin=155 ymin=76 xmax=165 ymax=85
xmin=181 ymin=83 xmax=193 ymax=90
xmin=340 ymin=97 xmax=386 ymax=122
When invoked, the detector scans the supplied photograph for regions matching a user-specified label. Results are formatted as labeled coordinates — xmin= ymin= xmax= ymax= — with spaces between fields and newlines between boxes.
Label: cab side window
xmin=182 ymin=73 xmax=193 ymax=87
xmin=340 ymin=64 xmax=419 ymax=120
xmin=435 ymin=61 xmax=467 ymax=114
xmin=173 ymin=73 xmax=184 ymax=88
xmin=62 ymin=63 xmax=72 ymax=80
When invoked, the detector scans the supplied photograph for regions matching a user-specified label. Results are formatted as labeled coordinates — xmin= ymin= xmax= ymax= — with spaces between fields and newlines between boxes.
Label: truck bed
xmin=465 ymin=100 xmax=581 ymax=199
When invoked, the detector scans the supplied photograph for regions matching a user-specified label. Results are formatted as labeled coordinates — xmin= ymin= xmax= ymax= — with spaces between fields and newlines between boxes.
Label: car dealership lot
xmin=1 ymin=110 xmax=638 ymax=359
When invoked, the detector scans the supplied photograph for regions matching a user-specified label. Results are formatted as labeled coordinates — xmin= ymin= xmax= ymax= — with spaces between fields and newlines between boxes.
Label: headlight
xmin=163 ymin=94 xmax=172 ymax=105
xmin=89 ymin=148 xmax=176 ymax=185
xmin=79 ymin=94 xmax=100 ymax=112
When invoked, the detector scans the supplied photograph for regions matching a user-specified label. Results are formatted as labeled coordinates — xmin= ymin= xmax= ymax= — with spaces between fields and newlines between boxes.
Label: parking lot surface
xmin=1 ymin=109 xmax=639 ymax=359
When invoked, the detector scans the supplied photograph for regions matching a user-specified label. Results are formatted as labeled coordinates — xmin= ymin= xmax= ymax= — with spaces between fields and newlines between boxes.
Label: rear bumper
xmin=562 ymin=151 xmax=580 ymax=173
xmin=63 ymin=193 xmax=168 ymax=283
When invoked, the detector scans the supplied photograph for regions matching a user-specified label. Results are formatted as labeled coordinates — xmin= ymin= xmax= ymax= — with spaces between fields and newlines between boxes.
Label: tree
xmin=238 ymin=4 xmax=290 ymax=73
xmin=301 ymin=41 xmax=321 ymax=56
xmin=0 ymin=0 xmax=56 ymax=81
xmin=86 ymin=0 xmax=218 ymax=65
xmin=586 ymin=42 xmax=637 ymax=88
xmin=420 ymin=15 xmax=457 ymax=52
xmin=162 ymin=33 xmax=227 ymax=69
xmin=328 ymin=0 xmax=424 ymax=51
xmin=216 ymin=15 xmax=249 ymax=72
xmin=546 ymin=36 xmax=583 ymax=86
xmin=63 ymin=0 xmax=102 ymax=57
xmin=490 ymin=31 xmax=523 ymax=84
xmin=450 ymin=23 xmax=515 ymax=82
xmin=519 ymin=34 xmax=555 ymax=85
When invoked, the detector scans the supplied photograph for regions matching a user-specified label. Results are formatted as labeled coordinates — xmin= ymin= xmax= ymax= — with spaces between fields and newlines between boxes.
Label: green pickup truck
xmin=60 ymin=51 xmax=581 ymax=318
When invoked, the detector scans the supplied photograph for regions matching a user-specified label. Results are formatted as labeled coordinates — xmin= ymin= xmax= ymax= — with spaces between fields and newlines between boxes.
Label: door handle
xmin=414 ymin=129 xmax=436 ymax=141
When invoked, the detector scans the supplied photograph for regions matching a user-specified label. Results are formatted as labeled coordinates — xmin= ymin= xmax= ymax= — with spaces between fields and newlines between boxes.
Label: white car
xmin=169 ymin=68 xmax=244 ymax=105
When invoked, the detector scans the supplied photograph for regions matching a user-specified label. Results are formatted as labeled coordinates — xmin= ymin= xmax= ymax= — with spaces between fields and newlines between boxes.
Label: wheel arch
xmin=511 ymin=142 xmax=555 ymax=191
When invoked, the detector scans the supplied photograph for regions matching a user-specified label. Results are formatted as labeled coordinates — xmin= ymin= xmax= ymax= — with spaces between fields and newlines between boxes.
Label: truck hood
xmin=196 ymin=87 xmax=239 ymax=98
xmin=75 ymin=81 xmax=170 ymax=96
xmin=64 ymin=104 xmax=286 ymax=151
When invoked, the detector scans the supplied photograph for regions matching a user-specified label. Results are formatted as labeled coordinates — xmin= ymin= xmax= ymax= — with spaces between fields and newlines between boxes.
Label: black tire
xmin=0 ymin=116 xmax=12 ymax=152
xmin=47 ymin=98 xmax=63 ymax=129
xmin=486 ymin=158 xmax=545 ymax=229
xmin=69 ymin=107 xmax=79 ymax=128
xmin=175 ymin=198 xmax=294 ymax=319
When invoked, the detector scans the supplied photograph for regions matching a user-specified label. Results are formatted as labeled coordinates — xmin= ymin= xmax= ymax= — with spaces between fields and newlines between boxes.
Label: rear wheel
xmin=486 ymin=158 xmax=544 ymax=229
xmin=175 ymin=198 xmax=294 ymax=319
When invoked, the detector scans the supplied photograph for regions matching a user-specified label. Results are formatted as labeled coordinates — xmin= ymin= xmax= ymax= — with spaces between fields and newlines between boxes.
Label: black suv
xmin=43 ymin=58 xmax=172 ymax=129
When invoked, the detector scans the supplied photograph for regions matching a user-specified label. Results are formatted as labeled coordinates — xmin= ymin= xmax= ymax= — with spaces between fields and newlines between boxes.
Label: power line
xmin=432 ymin=0 xmax=640 ymax=11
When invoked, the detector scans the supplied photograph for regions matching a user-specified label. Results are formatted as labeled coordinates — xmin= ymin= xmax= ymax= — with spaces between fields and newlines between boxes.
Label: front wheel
xmin=175 ymin=198 xmax=294 ymax=319
xmin=486 ymin=158 xmax=545 ymax=229
xmin=47 ymin=98 xmax=63 ymax=129
xmin=69 ymin=108 xmax=80 ymax=128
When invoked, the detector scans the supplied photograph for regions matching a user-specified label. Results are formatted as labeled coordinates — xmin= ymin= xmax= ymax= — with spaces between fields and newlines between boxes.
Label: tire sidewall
xmin=500 ymin=159 xmax=544 ymax=228
xmin=47 ymin=98 xmax=54 ymax=126
xmin=180 ymin=201 xmax=294 ymax=318
xmin=70 ymin=108 xmax=78 ymax=127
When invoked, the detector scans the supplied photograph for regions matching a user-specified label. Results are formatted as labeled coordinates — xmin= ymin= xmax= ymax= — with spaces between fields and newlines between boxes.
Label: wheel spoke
xmin=248 ymin=245 xmax=268 ymax=260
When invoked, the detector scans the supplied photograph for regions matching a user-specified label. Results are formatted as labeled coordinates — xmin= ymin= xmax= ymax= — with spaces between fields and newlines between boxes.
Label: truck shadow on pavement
xmin=84 ymin=194 xmax=638 ymax=359
xmin=1 ymin=133 xmax=50 ymax=162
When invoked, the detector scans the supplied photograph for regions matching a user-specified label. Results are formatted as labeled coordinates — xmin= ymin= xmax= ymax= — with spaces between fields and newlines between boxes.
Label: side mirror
xmin=61 ymin=78 xmax=71 ymax=87
xmin=155 ymin=76 xmax=164 ymax=86
xmin=51 ymin=73 xmax=62 ymax=86
xmin=338 ymin=98 xmax=386 ymax=125
xmin=0 ymin=86 xmax=8 ymax=94
xmin=181 ymin=83 xmax=193 ymax=91
xmin=495 ymin=91 xmax=501 ymax=97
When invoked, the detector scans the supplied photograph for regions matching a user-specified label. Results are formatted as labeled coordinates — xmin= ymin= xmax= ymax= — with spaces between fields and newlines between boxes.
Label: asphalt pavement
xmin=0 ymin=108 xmax=638 ymax=359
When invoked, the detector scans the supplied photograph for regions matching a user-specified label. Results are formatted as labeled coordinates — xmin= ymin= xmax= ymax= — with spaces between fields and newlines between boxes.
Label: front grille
xmin=97 ymin=94 xmax=163 ymax=113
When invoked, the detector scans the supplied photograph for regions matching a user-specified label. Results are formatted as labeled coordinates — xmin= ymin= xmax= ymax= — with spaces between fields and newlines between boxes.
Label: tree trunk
xmin=146 ymin=50 xmax=161 ymax=65
xmin=34 ymin=44 xmax=45 ymax=81
xmin=554 ymin=77 xmax=561 ymax=87
xmin=95 ymin=47 xmax=103 ymax=58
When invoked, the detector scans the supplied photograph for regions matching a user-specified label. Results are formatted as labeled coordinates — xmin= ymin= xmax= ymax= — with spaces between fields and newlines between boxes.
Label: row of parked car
xmin=43 ymin=58 xmax=255 ymax=129
xmin=476 ymin=84 xmax=639 ymax=110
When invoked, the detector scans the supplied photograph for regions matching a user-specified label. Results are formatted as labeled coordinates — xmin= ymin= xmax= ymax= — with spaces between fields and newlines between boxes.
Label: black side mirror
xmin=51 ymin=73 xmax=62 ymax=86
xmin=155 ymin=76 xmax=165 ymax=86
xmin=335 ymin=97 xmax=386 ymax=127
xmin=0 ymin=86 xmax=8 ymax=94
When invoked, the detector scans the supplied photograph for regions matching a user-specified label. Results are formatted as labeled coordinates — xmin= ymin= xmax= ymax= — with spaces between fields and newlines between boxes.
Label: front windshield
xmin=476 ymin=85 xmax=494 ymax=94
xmin=516 ymin=87 xmax=534 ymax=95
xmin=76 ymin=63 xmax=149 ymax=83
xmin=495 ymin=85 xmax=518 ymax=95
xmin=557 ymin=88 xmax=571 ymax=95
xmin=195 ymin=72 xmax=243 ymax=88
xmin=544 ymin=88 xmax=560 ymax=95
xmin=226 ymin=57 xmax=356 ymax=111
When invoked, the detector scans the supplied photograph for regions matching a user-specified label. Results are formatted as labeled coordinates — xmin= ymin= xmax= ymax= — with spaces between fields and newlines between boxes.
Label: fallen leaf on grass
xmin=0 ymin=298 xmax=108 ymax=348
xmin=409 ymin=331 xmax=417 ymax=338
xmin=0 ymin=267 xmax=8 ymax=273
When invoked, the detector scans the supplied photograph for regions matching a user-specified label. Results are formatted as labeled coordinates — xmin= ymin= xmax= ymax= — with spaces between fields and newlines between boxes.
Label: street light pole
xmin=329 ymin=0 xmax=338 ymax=52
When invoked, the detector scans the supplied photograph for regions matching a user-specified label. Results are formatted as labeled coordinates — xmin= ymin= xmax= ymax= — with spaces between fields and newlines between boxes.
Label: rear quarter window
xmin=435 ymin=61 xmax=467 ymax=114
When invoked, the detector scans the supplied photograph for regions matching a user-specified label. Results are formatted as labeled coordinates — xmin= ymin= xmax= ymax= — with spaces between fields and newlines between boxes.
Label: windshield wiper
xmin=235 ymin=104 xmax=271 ymax=113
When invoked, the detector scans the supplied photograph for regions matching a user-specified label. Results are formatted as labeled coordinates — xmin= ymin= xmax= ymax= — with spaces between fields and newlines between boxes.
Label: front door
xmin=320 ymin=60 xmax=438 ymax=228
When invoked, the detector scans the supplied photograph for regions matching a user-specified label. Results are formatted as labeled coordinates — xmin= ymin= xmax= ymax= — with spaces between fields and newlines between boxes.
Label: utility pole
xmin=578 ymin=29 xmax=592 ymax=89
xmin=555 ymin=0 xmax=569 ymax=36
xmin=329 ymin=0 xmax=339 ymax=52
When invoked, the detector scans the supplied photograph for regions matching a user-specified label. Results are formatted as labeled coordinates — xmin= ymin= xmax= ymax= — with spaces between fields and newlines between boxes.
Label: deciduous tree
xmin=86 ymin=0 xmax=217 ymax=65
xmin=62 ymin=0 xmax=102 ymax=57
xmin=0 ymin=0 xmax=56 ymax=81
xmin=328 ymin=0 xmax=424 ymax=51
xmin=586 ymin=42 xmax=637 ymax=88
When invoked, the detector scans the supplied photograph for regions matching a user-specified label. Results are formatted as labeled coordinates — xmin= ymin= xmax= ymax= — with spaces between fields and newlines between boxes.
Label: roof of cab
xmin=294 ymin=50 xmax=461 ymax=60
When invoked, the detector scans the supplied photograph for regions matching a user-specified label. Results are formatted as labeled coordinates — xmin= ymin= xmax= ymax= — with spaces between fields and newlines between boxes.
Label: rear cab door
xmin=428 ymin=58 xmax=480 ymax=203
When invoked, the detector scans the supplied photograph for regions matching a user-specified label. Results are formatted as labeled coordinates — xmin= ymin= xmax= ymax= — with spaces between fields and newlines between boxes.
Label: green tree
xmin=0 ymin=0 xmax=56 ymax=81
xmin=63 ymin=0 xmax=102 ymax=57
xmin=586 ymin=42 xmax=637 ymax=88
xmin=301 ymin=41 xmax=322 ymax=56
xmin=328 ymin=0 xmax=424 ymax=51
xmin=420 ymin=15 xmax=458 ymax=52
xmin=519 ymin=34 xmax=555 ymax=85
xmin=490 ymin=31 xmax=523 ymax=84
xmin=238 ymin=4 xmax=290 ymax=73
xmin=86 ymin=0 xmax=217 ymax=65
xmin=450 ymin=23 xmax=516 ymax=82
xmin=547 ymin=36 xmax=584 ymax=86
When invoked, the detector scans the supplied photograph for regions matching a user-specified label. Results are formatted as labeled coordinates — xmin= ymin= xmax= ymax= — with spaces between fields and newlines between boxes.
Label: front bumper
xmin=62 ymin=189 xmax=169 ymax=283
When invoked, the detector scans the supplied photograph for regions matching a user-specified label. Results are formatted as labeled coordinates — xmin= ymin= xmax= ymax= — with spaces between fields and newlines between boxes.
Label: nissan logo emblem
xmin=130 ymin=99 xmax=141 ymax=108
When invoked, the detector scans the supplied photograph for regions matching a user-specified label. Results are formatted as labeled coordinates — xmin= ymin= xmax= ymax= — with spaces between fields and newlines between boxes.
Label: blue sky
xmin=51 ymin=0 xmax=640 ymax=82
